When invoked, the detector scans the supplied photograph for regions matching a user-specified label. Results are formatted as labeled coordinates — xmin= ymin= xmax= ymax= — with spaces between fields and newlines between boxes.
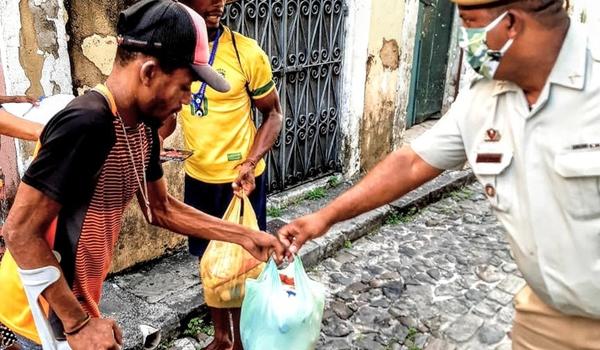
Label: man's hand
xmin=278 ymin=212 xmax=332 ymax=257
xmin=66 ymin=318 xmax=123 ymax=350
xmin=233 ymin=161 xmax=256 ymax=197
xmin=6 ymin=95 xmax=39 ymax=105
xmin=242 ymin=229 xmax=287 ymax=264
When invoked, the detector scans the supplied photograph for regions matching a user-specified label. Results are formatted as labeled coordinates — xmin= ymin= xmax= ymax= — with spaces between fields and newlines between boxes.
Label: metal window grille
xmin=224 ymin=0 xmax=346 ymax=193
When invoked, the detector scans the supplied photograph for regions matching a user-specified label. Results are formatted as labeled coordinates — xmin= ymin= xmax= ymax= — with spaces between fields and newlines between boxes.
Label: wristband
xmin=242 ymin=158 xmax=258 ymax=168
xmin=63 ymin=313 xmax=91 ymax=336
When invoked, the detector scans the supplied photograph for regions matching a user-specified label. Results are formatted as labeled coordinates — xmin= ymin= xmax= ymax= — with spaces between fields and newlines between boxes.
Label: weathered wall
xmin=64 ymin=0 xmax=136 ymax=94
xmin=339 ymin=0 xmax=372 ymax=178
xmin=394 ymin=0 xmax=420 ymax=144
xmin=359 ymin=0 xmax=405 ymax=171
xmin=0 ymin=0 xmax=73 ymax=201
xmin=0 ymin=56 xmax=5 ymax=94
xmin=442 ymin=8 xmax=462 ymax=115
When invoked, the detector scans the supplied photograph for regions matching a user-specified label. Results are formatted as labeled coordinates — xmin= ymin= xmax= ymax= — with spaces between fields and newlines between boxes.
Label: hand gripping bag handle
xmin=205 ymin=195 xmax=262 ymax=281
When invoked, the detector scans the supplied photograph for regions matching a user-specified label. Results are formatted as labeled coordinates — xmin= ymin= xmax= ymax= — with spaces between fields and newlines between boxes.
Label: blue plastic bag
xmin=240 ymin=256 xmax=325 ymax=350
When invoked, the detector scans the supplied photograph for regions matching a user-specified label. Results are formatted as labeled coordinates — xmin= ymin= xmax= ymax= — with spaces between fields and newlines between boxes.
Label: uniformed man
xmin=279 ymin=0 xmax=600 ymax=349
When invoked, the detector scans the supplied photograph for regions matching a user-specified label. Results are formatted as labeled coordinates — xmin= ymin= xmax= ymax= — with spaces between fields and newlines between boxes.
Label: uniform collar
xmin=491 ymin=80 xmax=520 ymax=96
xmin=548 ymin=23 xmax=587 ymax=90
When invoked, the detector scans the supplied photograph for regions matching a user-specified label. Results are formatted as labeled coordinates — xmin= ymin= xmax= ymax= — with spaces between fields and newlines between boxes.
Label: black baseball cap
xmin=117 ymin=0 xmax=230 ymax=92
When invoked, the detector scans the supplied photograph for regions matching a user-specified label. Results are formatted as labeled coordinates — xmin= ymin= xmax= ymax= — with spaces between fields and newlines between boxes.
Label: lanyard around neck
xmin=191 ymin=27 xmax=222 ymax=116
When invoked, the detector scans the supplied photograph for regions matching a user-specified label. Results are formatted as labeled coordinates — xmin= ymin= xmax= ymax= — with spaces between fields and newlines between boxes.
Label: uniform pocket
xmin=554 ymin=150 xmax=600 ymax=219
xmin=472 ymin=151 xmax=513 ymax=213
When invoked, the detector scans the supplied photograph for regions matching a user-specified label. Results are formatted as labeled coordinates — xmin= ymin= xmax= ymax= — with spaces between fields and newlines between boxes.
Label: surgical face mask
xmin=459 ymin=11 xmax=514 ymax=79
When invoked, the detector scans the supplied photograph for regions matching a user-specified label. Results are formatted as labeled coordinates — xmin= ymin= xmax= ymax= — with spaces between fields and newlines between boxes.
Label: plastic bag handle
xmin=222 ymin=195 xmax=242 ymax=224
xmin=260 ymin=255 xmax=311 ymax=293
xmin=292 ymin=256 xmax=311 ymax=294
xmin=241 ymin=195 xmax=258 ymax=228
xmin=222 ymin=195 xmax=259 ymax=229
xmin=262 ymin=258 xmax=283 ymax=290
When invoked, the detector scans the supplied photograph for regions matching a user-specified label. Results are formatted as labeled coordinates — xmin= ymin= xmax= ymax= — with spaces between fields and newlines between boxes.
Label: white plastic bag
xmin=2 ymin=94 xmax=74 ymax=125
xmin=240 ymin=256 xmax=325 ymax=350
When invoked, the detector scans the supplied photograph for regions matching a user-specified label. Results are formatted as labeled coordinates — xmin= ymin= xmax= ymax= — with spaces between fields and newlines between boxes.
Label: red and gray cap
xmin=117 ymin=0 xmax=230 ymax=92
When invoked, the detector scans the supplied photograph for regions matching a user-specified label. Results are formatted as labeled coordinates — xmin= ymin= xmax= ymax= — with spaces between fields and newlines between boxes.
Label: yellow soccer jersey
xmin=181 ymin=27 xmax=276 ymax=183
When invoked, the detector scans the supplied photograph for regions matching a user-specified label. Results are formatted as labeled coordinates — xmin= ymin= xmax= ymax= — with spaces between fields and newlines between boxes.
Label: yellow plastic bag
xmin=200 ymin=195 xmax=265 ymax=308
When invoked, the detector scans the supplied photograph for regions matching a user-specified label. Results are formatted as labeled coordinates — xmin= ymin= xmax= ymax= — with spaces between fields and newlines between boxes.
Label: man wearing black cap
xmin=0 ymin=1 xmax=286 ymax=349
xmin=280 ymin=0 xmax=600 ymax=349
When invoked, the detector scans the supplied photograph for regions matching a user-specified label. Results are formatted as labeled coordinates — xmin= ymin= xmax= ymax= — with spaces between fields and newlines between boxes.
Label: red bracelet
xmin=63 ymin=313 xmax=91 ymax=336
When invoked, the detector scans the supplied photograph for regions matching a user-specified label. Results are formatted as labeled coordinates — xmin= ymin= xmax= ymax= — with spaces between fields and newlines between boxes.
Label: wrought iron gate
xmin=224 ymin=0 xmax=346 ymax=193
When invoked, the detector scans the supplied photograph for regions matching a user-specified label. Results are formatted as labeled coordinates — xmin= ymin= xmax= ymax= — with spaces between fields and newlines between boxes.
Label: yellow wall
xmin=360 ymin=0 xmax=405 ymax=171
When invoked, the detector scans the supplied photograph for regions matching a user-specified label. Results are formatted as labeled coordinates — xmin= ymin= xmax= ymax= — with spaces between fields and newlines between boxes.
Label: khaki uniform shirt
xmin=412 ymin=24 xmax=600 ymax=318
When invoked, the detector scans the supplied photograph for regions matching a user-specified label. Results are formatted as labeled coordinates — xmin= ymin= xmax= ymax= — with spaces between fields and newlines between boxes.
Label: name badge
xmin=476 ymin=153 xmax=503 ymax=164
xmin=473 ymin=128 xmax=513 ymax=175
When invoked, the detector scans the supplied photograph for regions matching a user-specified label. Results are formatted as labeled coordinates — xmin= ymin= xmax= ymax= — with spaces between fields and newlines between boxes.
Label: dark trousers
xmin=184 ymin=174 xmax=267 ymax=258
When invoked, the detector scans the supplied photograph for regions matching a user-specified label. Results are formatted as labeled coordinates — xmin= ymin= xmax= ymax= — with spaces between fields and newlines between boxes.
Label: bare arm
xmin=0 ymin=95 xmax=38 ymax=105
xmin=246 ymin=89 xmax=283 ymax=165
xmin=279 ymin=145 xmax=443 ymax=252
xmin=234 ymin=89 xmax=283 ymax=195
xmin=4 ymin=184 xmax=122 ymax=349
xmin=141 ymin=178 xmax=286 ymax=262
xmin=0 ymin=108 xmax=43 ymax=141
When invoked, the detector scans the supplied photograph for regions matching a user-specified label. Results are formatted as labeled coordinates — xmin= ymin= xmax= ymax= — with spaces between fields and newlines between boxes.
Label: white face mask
xmin=458 ymin=11 xmax=514 ymax=79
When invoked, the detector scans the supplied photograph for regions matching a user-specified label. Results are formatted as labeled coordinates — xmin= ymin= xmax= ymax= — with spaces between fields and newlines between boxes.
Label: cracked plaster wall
xmin=0 ymin=0 xmax=72 ymax=201
xmin=359 ymin=0 xmax=406 ymax=172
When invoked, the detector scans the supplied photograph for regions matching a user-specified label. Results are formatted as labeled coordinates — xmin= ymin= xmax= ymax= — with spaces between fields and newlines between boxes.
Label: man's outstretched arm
xmin=279 ymin=145 xmax=443 ymax=253
xmin=142 ymin=178 xmax=287 ymax=262
xmin=0 ymin=108 xmax=43 ymax=141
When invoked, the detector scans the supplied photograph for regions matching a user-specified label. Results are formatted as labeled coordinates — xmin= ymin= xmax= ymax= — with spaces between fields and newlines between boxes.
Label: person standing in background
xmin=160 ymin=0 xmax=283 ymax=349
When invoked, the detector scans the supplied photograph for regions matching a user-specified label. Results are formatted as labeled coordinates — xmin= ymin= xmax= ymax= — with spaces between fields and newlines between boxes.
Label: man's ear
xmin=140 ymin=60 xmax=159 ymax=86
xmin=506 ymin=10 xmax=522 ymax=39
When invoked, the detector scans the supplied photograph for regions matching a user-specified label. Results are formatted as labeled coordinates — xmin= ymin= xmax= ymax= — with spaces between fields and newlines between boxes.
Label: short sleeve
xmin=410 ymin=90 xmax=470 ymax=170
xmin=22 ymin=97 xmax=115 ymax=205
xmin=245 ymin=44 xmax=276 ymax=100
xmin=145 ymin=127 xmax=163 ymax=182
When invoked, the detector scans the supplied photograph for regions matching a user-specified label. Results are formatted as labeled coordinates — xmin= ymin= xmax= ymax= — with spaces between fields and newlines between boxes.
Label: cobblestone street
xmin=312 ymin=183 xmax=524 ymax=350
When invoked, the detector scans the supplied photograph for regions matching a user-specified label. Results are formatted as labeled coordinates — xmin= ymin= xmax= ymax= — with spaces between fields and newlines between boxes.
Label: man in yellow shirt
xmin=160 ymin=1 xmax=282 ymax=349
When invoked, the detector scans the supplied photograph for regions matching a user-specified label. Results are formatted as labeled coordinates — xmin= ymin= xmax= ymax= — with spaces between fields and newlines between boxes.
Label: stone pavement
xmin=166 ymin=181 xmax=526 ymax=350
xmin=98 ymin=169 xmax=476 ymax=349
xmin=312 ymin=183 xmax=524 ymax=350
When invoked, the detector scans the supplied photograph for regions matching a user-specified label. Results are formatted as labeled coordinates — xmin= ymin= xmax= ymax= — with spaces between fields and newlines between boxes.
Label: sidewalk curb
xmin=102 ymin=169 xmax=475 ymax=349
